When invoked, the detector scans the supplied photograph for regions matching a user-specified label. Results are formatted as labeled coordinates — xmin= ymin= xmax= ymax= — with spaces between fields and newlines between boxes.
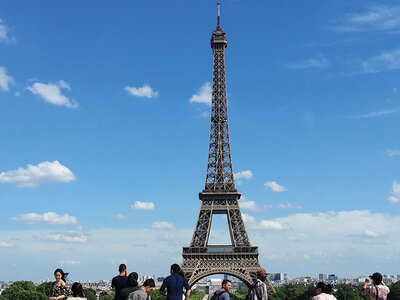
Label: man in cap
xmin=253 ymin=268 xmax=275 ymax=300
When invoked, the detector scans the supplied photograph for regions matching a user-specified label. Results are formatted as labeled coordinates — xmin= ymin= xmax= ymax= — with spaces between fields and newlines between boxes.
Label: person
xmin=212 ymin=279 xmax=231 ymax=300
xmin=119 ymin=272 xmax=140 ymax=300
xmin=252 ymin=268 xmax=275 ymax=300
xmin=160 ymin=264 xmax=191 ymax=300
xmin=311 ymin=282 xmax=337 ymax=300
xmin=128 ymin=279 xmax=155 ymax=300
xmin=49 ymin=268 xmax=70 ymax=300
xmin=361 ymin=272 xmax=390 ymax=300
xmin=68 ymin=282 xmax=87 ymax=299
xmin=112 ymin=264 xmax=129 ymax=300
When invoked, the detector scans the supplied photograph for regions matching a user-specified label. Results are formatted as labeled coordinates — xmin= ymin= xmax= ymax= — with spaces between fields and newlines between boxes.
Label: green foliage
xmin=149 ymin=289 xmax=167 ymax=300
xmin=1 ymin=281 xmax=46 ymax=300
xmin=84 ymin=287 xmax=97 ymax=300
xmin=189 ymin=290 xmax=206 ymax=300
xmin=36 ymin=281 xmax=53 ymax=297
xmin=0 ymin=295 xmax=7 ymax=300
xmin=334 ymin=284 xmax=364 ymax=300
xmin=99 ymin=294 xmax=114 ymax=300
xmin=388 ymin=281 xmax=400 ymax=300
xmin=230 ymin=290 xmax=247 ymax=300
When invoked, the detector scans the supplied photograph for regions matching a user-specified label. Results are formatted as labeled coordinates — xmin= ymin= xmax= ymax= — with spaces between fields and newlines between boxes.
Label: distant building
xmin=209 ymin=279 xmax=222 ymax=295
xmin=319 ymin=274 xmax=328 ymax=281
xmin=269 ymin=273 xmax=288 ymax=281
xmin=157 ymin=277 xmax=165 ymax=283
xmin=328 ymin=274 xmax=338 ymax=281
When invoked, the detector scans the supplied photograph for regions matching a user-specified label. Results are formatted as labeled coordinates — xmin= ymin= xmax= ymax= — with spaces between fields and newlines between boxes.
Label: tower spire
xmin=217 ymin=2 xmax=221 ymax=28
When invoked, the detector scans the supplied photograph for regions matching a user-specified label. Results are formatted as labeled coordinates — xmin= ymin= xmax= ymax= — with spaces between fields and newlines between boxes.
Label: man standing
xmin=128 ymin=279 xmax=155 ymax=300
xmin=252 ymin=268 xmax=275 ymax=300
xmin=212 ymin=279 xmax=231 ymax=300
xmin=160 ymin=264 xmax=191 ymax=300
xmin=112 ymin=264 xmax=129 ymax=300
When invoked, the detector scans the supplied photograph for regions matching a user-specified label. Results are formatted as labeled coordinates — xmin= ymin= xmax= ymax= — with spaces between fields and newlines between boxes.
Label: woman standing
xmin=361 ymin=272 xmax=390 ymax=300
xmin=311 ymin=282 xmax=337 ymax=300
xmin=49 ymin=268 xmax=70 ymax=300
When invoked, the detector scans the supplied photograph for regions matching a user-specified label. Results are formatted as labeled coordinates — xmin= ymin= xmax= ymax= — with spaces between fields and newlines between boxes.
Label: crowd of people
xmin=47 ymin=265 xmax=389 ymax=300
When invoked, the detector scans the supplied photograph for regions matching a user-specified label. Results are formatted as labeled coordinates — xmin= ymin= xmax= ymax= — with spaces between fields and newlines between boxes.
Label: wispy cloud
xmin=152 ymin=221 xmax=174 ymax=230
xmin=42 ymin=232 xmax=87 ymax=243
xmin=354 ymin=48 xmax=400 ymax=74
xmin=242 ymin=213 xmax=287 ymax=231
xmin=279 ymin=202 xmax=294 ymax=209
xmin=0 ymin=66 xmax=14 ymax=91
xmin=264 ymin=181 xmax=286 ymax=192
xmin=131 ymin=201 xmax=155 ymax=211
xmin=234 ymin=170 xmax=253 ymax=184
xmin=0 ymin=18 xmax=16 ymax=45
xmin=28 ymin=80 xmax=78 ymax=108
xmin=386 ymin=149 xmax=400 ymax=157
xmin=58 ymin=260 xmax=81 ymax=265
xmin=0 ymin=241 xmax=15 ymax=248
xmin=0 ymin=160 xmax=76 ymax=188
xmin=11 ymin=212 xmax=78 ymax=225
xmin=189 ymin=82 xmax=211 ymax=105
xmin=332 ymin=5 xmax=400 ymax=33
xmin=338 ymin=109 xmax=395 ymax=119
xmin=285 ymin=54 xmax=330 ymax=70
xmin=239 ymin=196 xmax=264 ymax=212
xmin=124 ymin=84 xmax=158 ymax=98
xmin=388 ymin=181 xmax=400 ymax=204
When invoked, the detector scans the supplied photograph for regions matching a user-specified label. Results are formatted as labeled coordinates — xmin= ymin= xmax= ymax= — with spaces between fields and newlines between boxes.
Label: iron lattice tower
xmin=181 ymin=4 xmax=261 ymax=286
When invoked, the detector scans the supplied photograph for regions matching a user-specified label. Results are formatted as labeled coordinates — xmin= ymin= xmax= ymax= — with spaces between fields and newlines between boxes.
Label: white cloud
xmin=58 ymin=260 xmax=81 ymax=265
xmin=240 ymin=200 xmax=258 ymax=211
xmin=28 ymin=80 xmax=78 ymax=108
xmin=189 ymin=82 xmax=212 ymax=105
xmin=364 ymin=230 xmax=379 ymax=238
xmin=0 ymin=18 xmax=16 ymax=45
xmin=0 ymin=241 xmax=14 ymax=248
xmin=0 ymin=160 xmax=76 ymax=188
xmin=286 ymin=54 xmax=330 ymax=70
xmin=388 ymin=181 xmax=400 ymax=204
xmin=332 ymin=5 xmax=400 ymax=32
xmin=0 ymin=66 xmax=14 ymax=91
xmin=124 ymin=84 xmax=158 ymax=98
xmin=131 ymin=201 xmax=155 ymax=210
xmin=386 ymin=149 xmax=400 ymax=157
xmin=234 ymin=170 xmax=253 ymax=180
xmin=264 ymin=181 xmax=286 ymax=192
xmin=43 ymin=233 xmax=87 ymax=243
xmin=152 ymin=221 xmax=174 ymax=230
xmin=279 ymin=202 xmax=294 ymax=209
xmin=255 ymin=220 xmax=285 ymax=230
xmin=11 ymin=212 xmax=77 ymax=225
xmin=338 ymin=109 xmax=395 ymax=119
xmin=356 ymin=48 xmax=400 ymax=74
xmin=114 ymin=214 xmax=128 ymax=220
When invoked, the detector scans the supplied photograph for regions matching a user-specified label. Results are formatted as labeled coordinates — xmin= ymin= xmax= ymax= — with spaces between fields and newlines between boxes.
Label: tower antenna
xmin=217 ymin=3 xmax=221 ymax=28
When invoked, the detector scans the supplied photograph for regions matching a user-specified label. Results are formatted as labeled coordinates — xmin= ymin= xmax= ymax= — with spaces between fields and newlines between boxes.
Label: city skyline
xmin=1 ymin=1 xmax=400 ymax=282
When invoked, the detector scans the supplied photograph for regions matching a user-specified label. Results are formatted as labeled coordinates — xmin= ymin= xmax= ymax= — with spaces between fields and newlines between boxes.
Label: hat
xmin=257 ymin=268 xmax=270 ymax=275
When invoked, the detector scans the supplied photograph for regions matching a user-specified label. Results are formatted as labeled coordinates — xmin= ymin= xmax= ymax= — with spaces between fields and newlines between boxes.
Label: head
xmin=119 ymin=264 xmax=127 ymax=275
xmin=170 ymin=263 xmax=181 ymax=274
xmin=371 ymin=272 xmax=383 ymax=285
xmin=257 ymin=268 xmax=270 ymax=282
xmin=54 ymin=268 xmax=68 ymax=283
xmin=315 ymin=282 xmax=332 ymax=295
xmin=71 ymin=282 xmax=85 ymax=297
xmin=142 ymin=278 xmax=155 ymax=293
xmin=127 ymin=272 xmax=139 ymax=287
xmin=221 ymin=279 xmax=232 ymax=292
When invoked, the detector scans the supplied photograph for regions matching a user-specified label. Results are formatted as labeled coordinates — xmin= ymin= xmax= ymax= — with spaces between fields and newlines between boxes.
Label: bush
xmin=1 ymin=281 xmax=46 ymax=300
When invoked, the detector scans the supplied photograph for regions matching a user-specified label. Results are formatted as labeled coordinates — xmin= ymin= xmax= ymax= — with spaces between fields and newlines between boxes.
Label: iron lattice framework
xmin=181 ymin=4 xmax=261 ymax=287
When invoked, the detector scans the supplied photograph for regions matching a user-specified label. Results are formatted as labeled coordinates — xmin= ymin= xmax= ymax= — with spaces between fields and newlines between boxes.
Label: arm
xmin=185 ymin=289 xmax=191 ymax=300
xmin=265 ymin=278 xmax=276 ymax=296
xmin=361 ymin=278 xmax=370 ymax=296
xmin=184 ymin=278 xmax=191 ymax=300
xmin=160 ymin=280 xmax=167 ymax=296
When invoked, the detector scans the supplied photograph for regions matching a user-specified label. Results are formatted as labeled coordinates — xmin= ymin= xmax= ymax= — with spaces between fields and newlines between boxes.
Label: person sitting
xmin=128 ymin=279 xmax=155 ymax=300
xmin=119 ymin=272 xmax=139 ymax=300
xmin=68 ymin=282 xmax=87 ymax=299
xmin=361 ymin=272 xmax=390 ymax=300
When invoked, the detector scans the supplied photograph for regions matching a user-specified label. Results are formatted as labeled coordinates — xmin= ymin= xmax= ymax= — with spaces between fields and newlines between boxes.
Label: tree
xmin=36 ymin=281 xmax=53 ymax=297
xmin=149 ymin=289 xmax=167 ymax=300
xmin=1 ymin=281 xmax=46 ymax=300
xmin=84 ymin=287 xmax=97 ymax=300
xmin=388 ymin=281 xmax=400 ymax=300
xmin=189 ymin=290 xmax=205 ymax=300
xmin=334 ymin=284 xmax=364 ymax=300
xmin=99 ymin=294 xmax=114 ymax=300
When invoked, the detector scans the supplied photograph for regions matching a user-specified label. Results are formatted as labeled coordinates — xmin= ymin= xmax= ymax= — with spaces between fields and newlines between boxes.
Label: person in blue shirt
xmin=160 ymin=264 xmax=191 ymax=300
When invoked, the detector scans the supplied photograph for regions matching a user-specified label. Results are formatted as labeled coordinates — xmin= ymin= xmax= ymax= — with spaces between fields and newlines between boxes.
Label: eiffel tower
xmin=181 ymin=3 xmax=261 ymax=287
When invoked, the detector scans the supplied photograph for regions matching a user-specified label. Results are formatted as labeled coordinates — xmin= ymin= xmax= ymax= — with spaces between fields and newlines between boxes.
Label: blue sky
xmin=1 ymin=0 xmax=400 ymax=282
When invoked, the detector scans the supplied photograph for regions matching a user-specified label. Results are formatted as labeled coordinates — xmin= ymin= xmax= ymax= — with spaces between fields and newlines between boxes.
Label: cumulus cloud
xmin=0 ymin=66 xmax=14 ymax=91
xmin=131 ymin=201 xmax=155 ymax=210
xmin=286 ymin=54 xmax=330 ymax=70
xmin=239 ymin=196 xmax=264 ymax=212
xmin=0 ymin=241 xmax=14 ymax=248
xmin=234 ymin=170 xmax=253 ymax=180
xmin=152 ymin=221 xmax=174 ymax=230
xmin=189 ymin=82 xmax=212 ymax=105
xmin=386 ymin=149 xmax=400 ymax=157
xmin=332 ymin=5 xmax=400 ymax=32
xmin=11 ymin=212 xmax=77 ymax=225
xmin=279 ymin=202 xmax=294 ymax=209
xmin=42 ymin=232 xmax=87 ymax=243
xmin=28 ymin=80 xmax=78 ymax=108
xmin=124 ymin=84 xmax=158 ymax=98
xmin=264 ymin=181 xmax=286 ymax=192
xmin=388 ymin=181 xmax=400 ymax=204
xmin=0 ymin=160 xmax=76 ymax=188
xmin=0 ymin=18 xmax=16 ymax=45
xmin=114 ymin=214 xmax=128 ymax=220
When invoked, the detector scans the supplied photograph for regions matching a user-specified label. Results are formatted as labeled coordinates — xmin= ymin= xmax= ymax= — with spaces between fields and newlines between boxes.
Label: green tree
xmin=1 ymin=281 xmax=46 ymax=300
xmin=149 ymin=289 xmax=167 ymax=300
xmin=84 ymin=287 xmax=97 ymax=300
xmin=36 ymin=281 xmax=53 ymax=297
xmin=189 ymin=290 xmax=206 ymax=300
xmin=388 ymin=281 xmax=400 ymax=300
xmin=99 ymin=294 xmax=114 ymax=300
xmin=334 ymin=284 xmax=364 ymax=300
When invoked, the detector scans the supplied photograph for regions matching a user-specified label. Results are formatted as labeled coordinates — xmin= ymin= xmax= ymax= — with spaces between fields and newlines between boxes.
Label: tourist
xmin=112 ymin=264 xmax=129 ymax=300
xmin=361 ymin=272 xmax=390 ymax=300
xmin=68 ymin=282 xmax=87 ymax=299
xmin=160 ymin=264 xmax=191 ymax=300
xmin=119 ymin=272 xmax=140 ymax=300
xmin=211 ymin=279 xmax=231 ymax=300
xmin=128 ymin=279 xmax=156 ymax=300
xmin=49 ymin=268 xmax=70 ymax=300
xmin=252 ymin=268 xmax=275 ymax=300
xmin=311 ymin=282 xmax=336 ymax=300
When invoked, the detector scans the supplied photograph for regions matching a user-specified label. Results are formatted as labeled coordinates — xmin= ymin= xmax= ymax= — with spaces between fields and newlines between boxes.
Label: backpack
xmin=245 ymin=281 xmax=260 ymax=300
xmin=210 ymin=290 xmax=227 ymax=300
